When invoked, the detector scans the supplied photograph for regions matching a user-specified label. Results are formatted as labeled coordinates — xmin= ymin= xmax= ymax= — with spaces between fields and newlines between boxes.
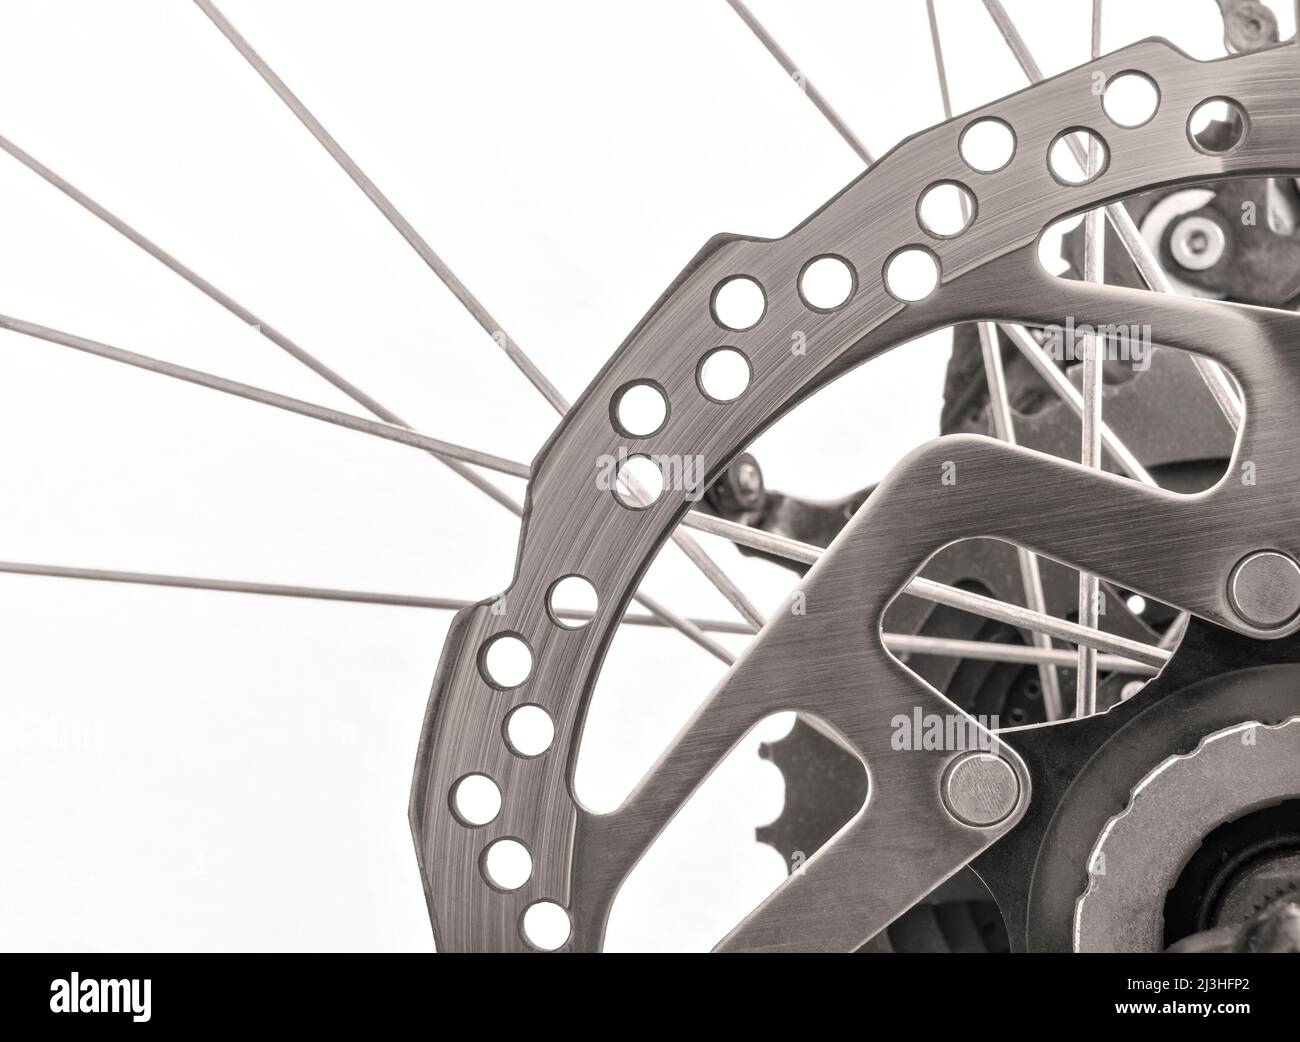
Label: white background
xmin=0 ymin=0 xmax=1286 ymax=951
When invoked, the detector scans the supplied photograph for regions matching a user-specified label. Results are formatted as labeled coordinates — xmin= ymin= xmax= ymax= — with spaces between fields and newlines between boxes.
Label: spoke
xmin=681 ymin=512 xmax=1170 ymax=668
xmin=191 ymin=0 xmax=566 ymax=413
xmin=194 ymin=0 xmax=765 ymax=631
xmin=1001 ymin=323 xmax=1154 ymax=484
xmin=980 ymin=324 xmax=1066 ymax=718
xmin=0 ymin=560 xmax=755 ymax=636
xmin=0 ymin=135 xmax=394 ymax=420
xmin=625 ymin=590 xmax=737 ymax=663
xmin=982 ymin=0 xmax=1244 ymax=428
xmin=725 ymin=0 xmax=1134 ymax=673
xmin=0 ymin=111 xmax=742 ymax=663
xmin=925 ymin=3 xmax=1155 ymax=488
xmin=0 ymin=315 xmax=740 ymax=659
xmin=0 ymin=132 xmax=518 ymax=515
xmin=1076 ymin=1 xmax=1106 ymax=718
xmin=974 ymin=0 xmax=1196 ymax=680
xmin=909 ymin=576 xmax=1170 ymax=668
xmin=723 ymin=0 xmax=875 ymax=165
xmin=0 ymin=314 xmax=529 ymax=478
xmin=0 ymin=561 xmax=473 ymax=611
xmin=1158 ymin=607 xmax=1190 ymax=650
xmin=887 ymin=633 xmax=1156 ymax=677
xmin=928 ymin=0 xmax=1063 ymax=721
xmin=672 ymin=523 xmax=766 ymax=629
xmin=619 ymin=472 xmax=766 ymax=629
xmin=678 ymin=511 xmax=819 ymax=563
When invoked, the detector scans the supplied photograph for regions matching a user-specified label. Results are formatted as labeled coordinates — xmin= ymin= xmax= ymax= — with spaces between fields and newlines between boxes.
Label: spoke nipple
xmin=1228 ymin=550 xmax=1300 ymax=629
xmin=941 ymin=752 xmax=1021 ymax=828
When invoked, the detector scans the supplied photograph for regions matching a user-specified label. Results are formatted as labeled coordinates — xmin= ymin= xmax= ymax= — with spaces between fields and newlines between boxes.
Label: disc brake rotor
xmin=413 ymin=37 xmax=1300 ymax=952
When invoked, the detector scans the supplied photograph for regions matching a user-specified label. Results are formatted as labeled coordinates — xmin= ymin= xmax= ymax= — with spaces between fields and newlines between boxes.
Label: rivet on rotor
xmin=940 ymin=752 xmax=1021 ymax=828
xmin=1228 ymin=550 xmax=1300 ymax=629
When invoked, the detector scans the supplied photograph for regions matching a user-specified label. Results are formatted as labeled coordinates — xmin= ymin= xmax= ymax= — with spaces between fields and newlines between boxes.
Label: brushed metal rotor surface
xmin=412 ymin=37 xmax=1300 ymax=952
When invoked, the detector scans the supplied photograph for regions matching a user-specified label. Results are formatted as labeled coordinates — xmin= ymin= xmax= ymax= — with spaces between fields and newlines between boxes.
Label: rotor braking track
xmin=411 ymin=37 xmax=1300 ymax=952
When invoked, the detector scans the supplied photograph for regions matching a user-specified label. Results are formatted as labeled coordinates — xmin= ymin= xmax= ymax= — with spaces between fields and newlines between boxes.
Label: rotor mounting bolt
xmin=941 ymin=752 xmax=1021 ymax=828
xmin=1228 ymin=550 xmax=1300 ymax=629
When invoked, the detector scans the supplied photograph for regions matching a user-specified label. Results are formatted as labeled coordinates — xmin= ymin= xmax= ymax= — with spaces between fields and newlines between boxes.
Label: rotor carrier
xmin=416 ymin=32 xmax=1300 ymax=951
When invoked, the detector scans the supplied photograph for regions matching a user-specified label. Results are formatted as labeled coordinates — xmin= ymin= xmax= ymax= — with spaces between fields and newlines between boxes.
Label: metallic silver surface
xmin=416 ymin=36 xmax=1300 ymax=951
xmin=1139 ymin=188 xmax=1226 ymax=297
xmin=0 ymin=560 xmax=761 ymax=635
xmin=1215 ymin=0 xmax=1280 ymax=53
xmin=725 ymin=0 xmax=875 ymax=167
xmin=1170 ymin=214 xmax=1228 ymax=271
xmin=979 ymin=320 xmax=1063 ymax=718
xmin=931 ymin=4 xmax=1063 ymax=722
xmin=0 ymin=313 xmax=531 ymax=478
xmin=1074 ymin=718 xmax=1300 ymax=952
xmin=1001 ymin=322 xmax=1156 ymax=484
xmin=941 ymin=753 xmax=1022 ymax=827
xmin=984 ymin=0 xmax=1246 ymax=430
xmin=1228 ymin=550 xmax=1300 ymax=628
xmin=886 ymin=633 xmax=1155 ymax=675
xmin=192 ymin=0 xmax=569 ymax=415
xmin=1077 ymin=28 xmax=1107 ymax=716
xmin=684 ymin=511 xmax=1170 ymax=663
xmin=195 ymin=0 xmax=769 ymax=644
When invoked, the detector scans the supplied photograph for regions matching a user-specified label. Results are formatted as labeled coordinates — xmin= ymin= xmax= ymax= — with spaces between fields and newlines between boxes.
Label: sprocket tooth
xmin=756 ymin=717 xmax=867 ymax=871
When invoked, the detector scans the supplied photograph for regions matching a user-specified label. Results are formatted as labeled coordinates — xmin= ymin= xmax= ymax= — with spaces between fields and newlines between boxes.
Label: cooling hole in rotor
xmin=548 ymin=574 xmax=598 ymax=629
xmin=697 ymin=347 xmax=752 ymax=402
xmin=479 ymin=633 xmax=533 ymax=689
xmin=798 ymin=255 xmax=856 ymax=311
xmin=1188 ymin=97 xmax=1247 ymax=154
xmin=959 ymin=117 xmax=1016 ymax=173
xmin=1048 ymin=128 xmax=1108 ymax=185
xmin=613 ymin=454 xmax=665 ymax=508
xmin=711 ymin=275 xmax=766 ymax=331
xmin=1102 ymin=72 xmax=1160 ymax=128
xmin=612 ymin=381 xmax=668 ymax=438
xmin=481 ymin=838 xmax=532 ymax=892
xmin=450 ymin=773 xmax=502 ymax=827
xmin=885 ymin=247 xmax=940 ymax=302
xmin=918 ymin=181 xmax=976 ymax=238
xmin=521 ymin=900 xmax=571 ymax=951
xmin=504 ymin=704 xmax=555 ymax=758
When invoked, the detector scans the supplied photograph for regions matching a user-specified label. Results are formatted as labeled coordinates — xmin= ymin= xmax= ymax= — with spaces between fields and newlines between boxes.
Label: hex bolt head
xmin=941 ymin=752 xmax=1021 ymax=828
xmin=1169 ymin=214 xmax=1227 ymax=271
xmin=1228 ymin=550 xmax=1300 ymax=629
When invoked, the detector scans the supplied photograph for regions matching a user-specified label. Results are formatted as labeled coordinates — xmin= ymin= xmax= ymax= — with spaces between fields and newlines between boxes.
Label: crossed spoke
xmin=0 ymin=2 xmax=1180 ymax=691
xmin=192 ymin=0 xmax=767 ymax=632
xmin=732 ymin=0 xmax=1181 ymax=709
xmin=927 ymin=0 xmax=1063 ymax=720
